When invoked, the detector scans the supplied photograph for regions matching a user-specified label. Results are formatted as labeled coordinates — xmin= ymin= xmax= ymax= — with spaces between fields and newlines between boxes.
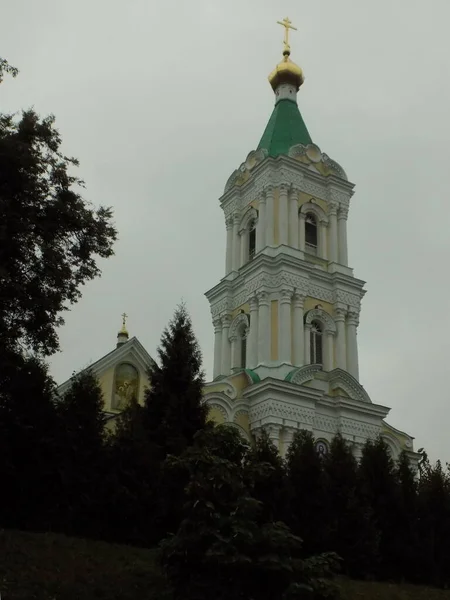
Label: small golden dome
xmin=269 ymin=50 xmax=304 ymax=92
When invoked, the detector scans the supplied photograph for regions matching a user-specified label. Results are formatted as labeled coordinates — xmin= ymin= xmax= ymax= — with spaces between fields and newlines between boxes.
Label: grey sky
xmin=2 ymin=0 xmax=450 ymax=460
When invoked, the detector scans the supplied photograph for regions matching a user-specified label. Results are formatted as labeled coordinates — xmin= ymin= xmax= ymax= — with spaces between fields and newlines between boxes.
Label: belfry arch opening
xmin=305 ymin=212 xmax=318 ymax=252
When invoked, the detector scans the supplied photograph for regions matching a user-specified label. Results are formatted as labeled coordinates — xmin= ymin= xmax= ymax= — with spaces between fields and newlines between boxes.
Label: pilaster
xmin=279 ymin=185 xmax=289 ymax=246
xmin=257 ymin=291 xmax=270 ymax=365
xmin=221 ymin=314 xmax=232 ymax=375
xmin=335 ymin=308 xmax=347 ymax=370
xmin=346 ymin=310 xmax=359 ymax=380
xmin=213 ymin=318 xmax=222 ymax=379
xmin=265 ymin=186 xmax=274 ymax=246
xmin=225 ymin=216 xmax=233 ymax=274
xmin=292 ymin=292 xmax=305 ymax=366
xmin=247 ymin=295 xmax=259 ymax=368
xmin=279 ymin=288 xmax=293 ymax=364
xmin=329 ymin=202 xmax=338 ymax=263
xmin=232 ymin=213 xmax=240 ymax=271
xmin=288 ymin=188 xmax=299 ymax=248
xmin=256 ymin=194 xmax=266 ymax=252
xmin=338 ymin=205 xmax=349 ymax=266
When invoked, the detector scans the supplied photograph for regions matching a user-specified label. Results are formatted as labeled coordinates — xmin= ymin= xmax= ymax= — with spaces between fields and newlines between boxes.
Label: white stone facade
xmin=204 ymin=93 xmax=417 ymax=465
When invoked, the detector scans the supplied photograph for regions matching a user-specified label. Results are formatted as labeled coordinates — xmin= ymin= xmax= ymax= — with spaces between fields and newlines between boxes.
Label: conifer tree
xmin=416 ymin=459 xmax=450 ymax=587
xmin=386 ymin=451 xmax=418 ymax=581
xmin=105 ymin=398 xmax=161 ymax=545
xmin=322 ymin=435 xmax=379 ymax=578
xmin=358 ymin=437 xmax=398 ymax=580
xmin=0 ymin=350 xmax=59 ymax=530
xmin=144 ymin=303 xmax=207 ymax=460
xmin=56 ymin=369 xmax=106 ymax=537
xmin=246 ymin=428 xmax=287 ymax=522
xmin=285 ymin=430 xmax=327 ymax=556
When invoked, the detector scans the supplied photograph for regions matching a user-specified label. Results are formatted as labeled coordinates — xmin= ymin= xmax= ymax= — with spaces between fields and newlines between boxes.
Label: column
xmin=279 ymin=288 xmax=292 ymax=364
xmin=257 ymin=291 xmax=270 ymax=365
xmin=221 ymin=315 xmax=231 ymax=375
xmin=265 ymin=186 xmax=274 ymax=246
xmin=266 ymin=424 xmax=281 ymax=451
xmin=213 ymin=318 xmax=222 ymax=379
xmin=279 ymin=185 xmax=289 ymax=246
xmin=292 ymin=293 xmax=304 ymax=366
xmin=338 ymin=206 xmax=349 ymax=266
xmin=232 ymin=213 xmax=240 ymax=271
xmin=325 ymin=331 xmax=335 ymax=372
xmin=329 ymin=203 xmax=338 ymax=263
xmin=319 ymin=221 xmax=327 ymax=259
xmin=346 ymin=311 xmax=360 ymax=380
xmin=247 ymin=296 xmax=259 ymax=368
xmin=304 ymin=323 xmax=311 ymax=364
xmin=335 ymin=308 xmax=347 ymax=371
xmin=299 ymin=212 xmax=306 ymax=251
xmin=256 ymin=194 xmax=266 ymax=252
xmin=230 ymin=335 xmax=240 ymax=371
xmin=289 ymin=189 xmax=299 ymax=248
xmin=225 ymin=217 xmax=233 ymax=274
xmin=282 ymin=427 xmax=296 ymax=458
xmin=240 ymin=229 xmax=246 ymax=266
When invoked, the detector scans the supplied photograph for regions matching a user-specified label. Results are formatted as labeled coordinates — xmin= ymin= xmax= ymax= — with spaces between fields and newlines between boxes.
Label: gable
xmin=57 ymin=337 xmax=153 ymax=412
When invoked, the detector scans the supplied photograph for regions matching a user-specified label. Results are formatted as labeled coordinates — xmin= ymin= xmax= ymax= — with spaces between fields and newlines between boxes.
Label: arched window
xmin=305 ymin=213 xmax=318 ymax=252
xmin=248 ymin=219 xmax=256 ymax=260
xmin=113 ymin=362 xmax=139 ymax=410
xmin=240 ymin=314 xmax=250 ymax=369
xmin=310 ymin=320 xmax=323 ymax=364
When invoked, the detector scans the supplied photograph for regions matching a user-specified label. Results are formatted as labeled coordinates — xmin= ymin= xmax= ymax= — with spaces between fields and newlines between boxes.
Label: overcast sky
xmin=2 ymin=0 xmax=450 ymax=460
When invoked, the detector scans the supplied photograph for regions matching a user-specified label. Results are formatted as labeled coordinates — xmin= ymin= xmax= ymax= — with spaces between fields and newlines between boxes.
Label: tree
xmin=104 ymin=398 xmax=162 ymax=546
xmin=0 ymin=107 xmax=116 ymax=356
xmin=161 ymin=425 xmax=340 ymax=600
xmin=0 ymin=57 xmax=18 ymax=82
xmin=358 ymin=437 xmax=398 ymax=580
xmin=285 ymin=430 xmax=327 ymax=556
xmin=143 ymin=303 xmax=207 ymax=460
xmin=246 ymin=428 xmax=288 ymax=523
xmin=322 ymin=435 xmax=379 ymax=579
xmin=0 ymin=349 xmax=59 ymax=531
xmin=56 ymin=370 xmax=107 ymax=537
xmin=391 ymin=451 xmax=419 ymax=582
xmin=416 ymin=459 xmax=450 ymax=587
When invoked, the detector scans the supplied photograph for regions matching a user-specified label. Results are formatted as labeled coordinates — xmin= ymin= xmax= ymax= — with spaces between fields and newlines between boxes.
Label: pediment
xmin=57 ymin=336 xmax=153 ymax=396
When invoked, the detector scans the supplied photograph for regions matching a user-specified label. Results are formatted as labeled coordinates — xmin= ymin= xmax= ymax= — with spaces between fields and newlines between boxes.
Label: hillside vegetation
xmin=0 ymin=530 xmax=449 ymax=600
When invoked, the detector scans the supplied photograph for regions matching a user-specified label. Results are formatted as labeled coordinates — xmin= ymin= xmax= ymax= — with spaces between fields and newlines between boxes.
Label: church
xmin=58 ymin=19 xmax=418 ymax=465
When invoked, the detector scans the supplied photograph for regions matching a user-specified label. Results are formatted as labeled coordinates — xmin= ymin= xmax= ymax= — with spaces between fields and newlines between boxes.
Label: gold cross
xmin=277 ymin=17 xmax=297 ymax=53
xmin=121 ymin=312 xmax=128 ymax=327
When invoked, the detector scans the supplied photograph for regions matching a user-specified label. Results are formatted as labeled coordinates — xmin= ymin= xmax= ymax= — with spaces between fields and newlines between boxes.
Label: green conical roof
xmin=257 ymin=98 xmax=312 ymax=158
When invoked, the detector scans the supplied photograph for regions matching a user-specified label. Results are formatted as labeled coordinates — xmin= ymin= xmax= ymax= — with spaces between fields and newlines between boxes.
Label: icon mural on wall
xmin=315 ymin=440 xmax=328 ymax=456
xmin=113 ymin=363 xmax=139 ymax=410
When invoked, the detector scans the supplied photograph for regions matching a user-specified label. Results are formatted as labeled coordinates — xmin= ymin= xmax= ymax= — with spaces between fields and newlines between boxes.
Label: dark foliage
xmin=286 ymin=431 xmax=328 ymax=557
xmin=0 ymin=109 xmax=116 ymax=356
xmin=143 ymin=303 xmax=207 ymax=460
xmin=55 ymin=370 xmax=107 ymax=537
xmin=161 ymin=425 xmax=340 ymax=600
xmin=322 ymin=435 xmax=379 ymax=579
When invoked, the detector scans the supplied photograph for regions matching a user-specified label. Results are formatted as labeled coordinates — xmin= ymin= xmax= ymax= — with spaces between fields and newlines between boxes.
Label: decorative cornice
xmin=304 ymin=308 xmax=337 ymax=334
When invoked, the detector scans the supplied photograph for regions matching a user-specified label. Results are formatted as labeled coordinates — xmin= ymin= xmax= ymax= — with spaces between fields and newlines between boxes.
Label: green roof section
xmin=257 ymin=99 xmax=312 ymax=158
xmin=244 ymin=368 xmax=261 ymax=384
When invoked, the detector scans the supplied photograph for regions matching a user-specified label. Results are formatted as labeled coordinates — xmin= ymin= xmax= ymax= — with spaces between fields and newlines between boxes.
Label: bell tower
xmin=204 ymin=18 xmax=416 ymax=463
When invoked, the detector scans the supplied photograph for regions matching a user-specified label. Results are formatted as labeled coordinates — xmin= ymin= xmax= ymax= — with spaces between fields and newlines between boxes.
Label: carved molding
xmin=289 ymin=364 xmax=322 ymax=386
xmin=304 ymin=308 xmax=337 ymax=334
xmin=228 ymin=312 xmax=249 ymax=341
xmin=250 ymin=400 xmax=315 ymax=425
xmin=329 ymin=370 xmax=372 ymax=404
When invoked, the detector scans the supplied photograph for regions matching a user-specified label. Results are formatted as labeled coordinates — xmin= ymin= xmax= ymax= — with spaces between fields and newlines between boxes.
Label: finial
xmin=276 ymin=17 xmax=297 ymax=56
xmin=120 ymin=312 xmax=128 ymax=334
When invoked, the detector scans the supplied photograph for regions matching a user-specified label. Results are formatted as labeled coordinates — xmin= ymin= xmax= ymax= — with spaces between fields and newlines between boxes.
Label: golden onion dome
xmin=268 ymin=49 xmax=304 ymax=92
